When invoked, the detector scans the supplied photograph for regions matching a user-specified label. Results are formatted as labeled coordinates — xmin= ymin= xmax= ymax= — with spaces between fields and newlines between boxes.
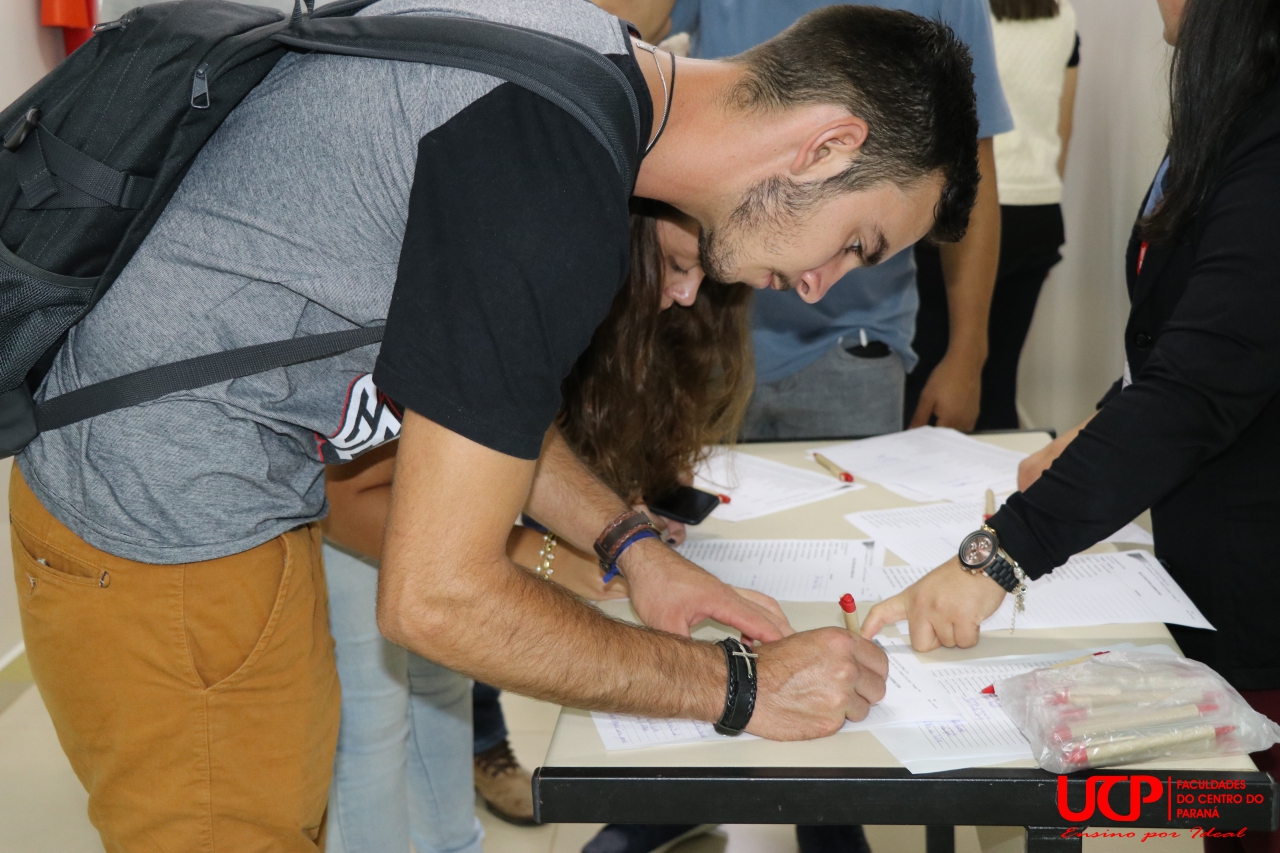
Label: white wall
xmin=1 ymin=0 xmax=60 ymax=665
xmin=1016 ymin=0 xmax=1173 ymax=432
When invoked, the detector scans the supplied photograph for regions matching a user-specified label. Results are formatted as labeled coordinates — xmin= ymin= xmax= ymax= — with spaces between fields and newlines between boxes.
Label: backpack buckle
xmin=4 ymin=108 xmax=41 ymax=152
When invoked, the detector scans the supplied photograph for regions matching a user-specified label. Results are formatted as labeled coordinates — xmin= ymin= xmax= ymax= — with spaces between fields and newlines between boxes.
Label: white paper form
xmin=693 ymin=448 xmax=861 ymax=522
xmin=675 ymin=538 xmax=884 ymax=602
xmin=869 ymin=551 xmax=1214 ymax=632
xmin=846 ymin=500 xmax=1153 ymax=569
xmin=813 ymin=427 xmax=1026 ymax=503
xmin=591 ymin=643 xmax=961 ymax=751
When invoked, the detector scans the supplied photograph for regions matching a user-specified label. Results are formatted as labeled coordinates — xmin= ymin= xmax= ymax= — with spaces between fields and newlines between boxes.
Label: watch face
xmin=960 ymin=531 xmax=995 ymax=569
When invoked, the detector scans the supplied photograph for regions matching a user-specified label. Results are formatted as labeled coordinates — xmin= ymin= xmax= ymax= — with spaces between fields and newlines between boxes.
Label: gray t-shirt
xmin=18 ymin=0 xmax=644 ymax=564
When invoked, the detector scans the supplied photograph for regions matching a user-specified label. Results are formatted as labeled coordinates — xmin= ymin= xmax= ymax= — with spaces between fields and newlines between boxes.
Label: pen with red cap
xmin=839 ymin=594 xmax=860 ymax=634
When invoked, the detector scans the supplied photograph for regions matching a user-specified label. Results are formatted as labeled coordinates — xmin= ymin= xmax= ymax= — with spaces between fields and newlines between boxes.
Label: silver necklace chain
xmin=637 ymin=42 xmax=673 ymax=155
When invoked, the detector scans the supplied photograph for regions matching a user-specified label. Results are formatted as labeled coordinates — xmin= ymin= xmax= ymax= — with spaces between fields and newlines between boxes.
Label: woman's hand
xmin=860 ymin=557 xmax=1007 ymax=652
xmin=1017 ymin=413 xmax=1095 ymax=492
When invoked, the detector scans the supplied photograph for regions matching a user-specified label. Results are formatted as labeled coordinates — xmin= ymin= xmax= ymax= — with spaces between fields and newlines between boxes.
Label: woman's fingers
xmin=861 ymin=595 xmax=906 ymax=639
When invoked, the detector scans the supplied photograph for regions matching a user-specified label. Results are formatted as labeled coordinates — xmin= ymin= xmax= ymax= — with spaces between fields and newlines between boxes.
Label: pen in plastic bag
xmin=1063 ymin=724 xmax=1234 ymax=769
xmin=1053 ymin=702 xmax=1219 ymax=742
xmin=982 ymin=651 xmax=1111 ymax=695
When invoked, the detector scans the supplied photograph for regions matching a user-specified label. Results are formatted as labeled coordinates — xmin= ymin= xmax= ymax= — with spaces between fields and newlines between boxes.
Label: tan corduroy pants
xmin=9 ymin=466 xmax=339 ymax=853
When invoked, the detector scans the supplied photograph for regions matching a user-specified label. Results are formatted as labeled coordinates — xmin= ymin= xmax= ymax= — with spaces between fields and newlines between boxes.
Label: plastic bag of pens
xmin=996 ymin=650 xmax=1280 ymax=773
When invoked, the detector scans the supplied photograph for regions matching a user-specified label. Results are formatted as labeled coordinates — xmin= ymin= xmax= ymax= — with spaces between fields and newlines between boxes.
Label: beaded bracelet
xmin=534 ymin=532 xmax=557 ymax=580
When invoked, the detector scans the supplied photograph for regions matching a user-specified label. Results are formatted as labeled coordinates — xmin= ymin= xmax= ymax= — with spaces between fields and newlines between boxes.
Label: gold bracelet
xmin=535 ymin=532 xmax=557 ymax=580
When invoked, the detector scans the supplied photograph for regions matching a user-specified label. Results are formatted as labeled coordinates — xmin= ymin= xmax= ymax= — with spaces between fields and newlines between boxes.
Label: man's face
xmin=697 ymin=173 xmax=945 ymax=304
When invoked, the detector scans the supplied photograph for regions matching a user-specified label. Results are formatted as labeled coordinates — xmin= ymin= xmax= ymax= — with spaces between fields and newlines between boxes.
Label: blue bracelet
xmin=601 ymin=529 xmax=659 ymax=583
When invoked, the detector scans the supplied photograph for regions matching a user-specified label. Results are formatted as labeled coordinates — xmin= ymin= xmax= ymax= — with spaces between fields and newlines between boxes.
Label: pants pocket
xmin=11 ymin=521 xmax=110 ymax=592
xmin=184 ymin=533 xmax=291 ymax=689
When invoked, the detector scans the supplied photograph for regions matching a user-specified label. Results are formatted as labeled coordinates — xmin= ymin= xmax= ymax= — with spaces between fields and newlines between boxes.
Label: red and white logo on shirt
xmin=316 ymin=374 xmax=402 ymax=463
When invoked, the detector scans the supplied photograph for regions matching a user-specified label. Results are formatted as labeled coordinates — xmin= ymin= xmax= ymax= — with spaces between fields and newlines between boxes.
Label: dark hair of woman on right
xmin=868 ymin=6 xmax=1280 ymax=852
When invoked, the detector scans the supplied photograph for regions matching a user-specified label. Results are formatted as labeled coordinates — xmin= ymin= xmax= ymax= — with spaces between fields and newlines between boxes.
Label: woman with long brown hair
xmin=318 ymin=206 xmax=753 ymax=849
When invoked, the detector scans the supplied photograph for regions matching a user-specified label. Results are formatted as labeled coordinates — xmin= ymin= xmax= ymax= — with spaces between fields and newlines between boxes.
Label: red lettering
xmin=1058 ymin=776 xmax=1096 ymax=821
xmin=1097 ymin=775 xmax=1162 ymax=822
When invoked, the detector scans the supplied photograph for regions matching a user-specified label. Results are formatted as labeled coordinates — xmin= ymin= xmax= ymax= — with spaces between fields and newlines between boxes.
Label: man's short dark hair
xmin=730 ymin=6 xmax=980 ymax=243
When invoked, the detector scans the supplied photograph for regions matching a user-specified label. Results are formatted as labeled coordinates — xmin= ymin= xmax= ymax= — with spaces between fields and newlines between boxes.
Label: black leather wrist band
xmin=714 ymin=637 xmax=758 ymax=736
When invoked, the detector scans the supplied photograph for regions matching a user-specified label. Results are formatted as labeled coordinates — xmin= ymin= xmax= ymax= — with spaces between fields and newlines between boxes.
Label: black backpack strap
xmin=34 ymin=325 xmax=385 ymax=433
xmin=274 ymin=15 xmax=642 ymax=189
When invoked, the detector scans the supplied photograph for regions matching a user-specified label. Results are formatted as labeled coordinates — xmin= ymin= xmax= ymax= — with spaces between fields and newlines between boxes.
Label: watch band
xmin=984 ymin=552 xmax=1022 ymax=593
xmin=714 ymin=637 xmax=758 ymax=736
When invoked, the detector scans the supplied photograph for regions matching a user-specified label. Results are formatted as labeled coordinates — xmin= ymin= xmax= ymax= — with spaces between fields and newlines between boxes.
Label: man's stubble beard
xmin=697 ymin=174 xmax=819 ymax=292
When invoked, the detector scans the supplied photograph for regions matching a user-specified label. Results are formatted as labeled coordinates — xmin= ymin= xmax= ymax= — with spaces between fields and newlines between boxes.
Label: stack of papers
xmin=869 ymin=551 xmax=1214 ymax=632
xmin=675 ymin=538 xmax=884 ymax=602
xmin=591 ymin=641 xmax=962 ymax=751
xmin=693 ymin=448 xmax=860 ymax=522
xmin=846 ymin=499 xmax=1154 ymax=568
xmin=813 ymin=427 xmax=1026 ymax=503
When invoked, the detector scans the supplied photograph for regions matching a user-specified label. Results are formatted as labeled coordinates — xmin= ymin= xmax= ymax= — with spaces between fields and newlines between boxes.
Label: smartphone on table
xmin=647 ymin=485 xmax=720 ymax=526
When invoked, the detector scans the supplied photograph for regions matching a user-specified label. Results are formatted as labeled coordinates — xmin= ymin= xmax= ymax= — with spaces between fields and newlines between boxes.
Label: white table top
xmin=542 ymin=433 xmax=1255 ymax=774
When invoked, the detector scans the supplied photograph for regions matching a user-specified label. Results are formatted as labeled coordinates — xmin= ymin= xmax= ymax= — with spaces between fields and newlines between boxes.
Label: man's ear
xmin=791 ymin=116 xmax=870 ymax=179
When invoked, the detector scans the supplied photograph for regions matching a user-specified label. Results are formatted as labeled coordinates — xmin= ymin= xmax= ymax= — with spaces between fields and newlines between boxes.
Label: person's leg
xmin=405 ymin=652 xmax=487 ymax=852
xmin=323 ymin=543 xmax=413 ymax=853
xmin=742 ymin=343 xmax=905 ymax=442
xmin=904 ymin=242 xmax=950 ymax=426
xmin=471 ymin=679 xmax=537 ymax=825
xmin=472 ymin=682 xmax=508 ymax=755
xmin=975 ymin=205 xmax=1064 ymax=431
xmin=10 ymin=465 xmax=338 ymax=853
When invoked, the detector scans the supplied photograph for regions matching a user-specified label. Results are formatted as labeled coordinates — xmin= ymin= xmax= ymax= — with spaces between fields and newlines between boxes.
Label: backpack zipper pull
xmin=191 ymin=64 xmax=211 ymax=110
xmin=92 ymin=13 xmax=131 ymax=32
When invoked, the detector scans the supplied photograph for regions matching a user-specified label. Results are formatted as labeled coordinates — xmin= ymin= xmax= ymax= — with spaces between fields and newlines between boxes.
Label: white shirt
xmin=991 ymin=0 xmax=1078 ymax=205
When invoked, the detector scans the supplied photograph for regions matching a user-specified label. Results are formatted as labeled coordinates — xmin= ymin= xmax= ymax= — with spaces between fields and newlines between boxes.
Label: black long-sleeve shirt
xmin=989 ymin=83 xmax=1280 ymax=689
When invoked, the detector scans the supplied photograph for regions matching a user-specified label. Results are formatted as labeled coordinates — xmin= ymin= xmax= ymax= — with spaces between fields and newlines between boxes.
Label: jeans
xmin=742 ymin=342 xmax=906 ymax=440
xmin=473 ymin=681 xmax=510 ymax=754
xmin=323 ymin=543 xmax=484 ymax=853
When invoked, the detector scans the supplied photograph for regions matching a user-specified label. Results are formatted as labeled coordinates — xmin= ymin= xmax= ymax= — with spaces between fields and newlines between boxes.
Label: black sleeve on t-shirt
xmin=1068 ymin=33 xmax=1081 ymax=68
xmin=374 ymin=57 xmax=652 ymax=460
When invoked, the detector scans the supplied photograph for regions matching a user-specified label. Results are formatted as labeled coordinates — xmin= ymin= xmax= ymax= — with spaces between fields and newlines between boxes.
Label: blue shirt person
xmin=666 ymin=0 xmax=1013 ymax=437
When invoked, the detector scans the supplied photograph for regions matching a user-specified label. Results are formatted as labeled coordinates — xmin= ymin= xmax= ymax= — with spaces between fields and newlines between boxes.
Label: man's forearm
xmin=524 ymin=426 xmax=633 ymax=554
xmin=379 ymin=415 xmax=724 ymax=719
xmin=938 ymin=137 xmax=1000 ymax=363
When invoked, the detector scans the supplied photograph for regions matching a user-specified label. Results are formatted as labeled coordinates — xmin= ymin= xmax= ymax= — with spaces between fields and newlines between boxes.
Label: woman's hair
xmin=557 ymin=214 xmax=754 ymax=504
xmin=1142 ymin=0 xmax=1280 ymax=242
xmin=988 ymin=0 xmax=1059 ymax=21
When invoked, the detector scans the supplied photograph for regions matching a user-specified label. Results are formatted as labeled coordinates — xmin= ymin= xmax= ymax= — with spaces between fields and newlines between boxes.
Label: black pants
xmin=905 ymin=204 xmax=1065 ymax=430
